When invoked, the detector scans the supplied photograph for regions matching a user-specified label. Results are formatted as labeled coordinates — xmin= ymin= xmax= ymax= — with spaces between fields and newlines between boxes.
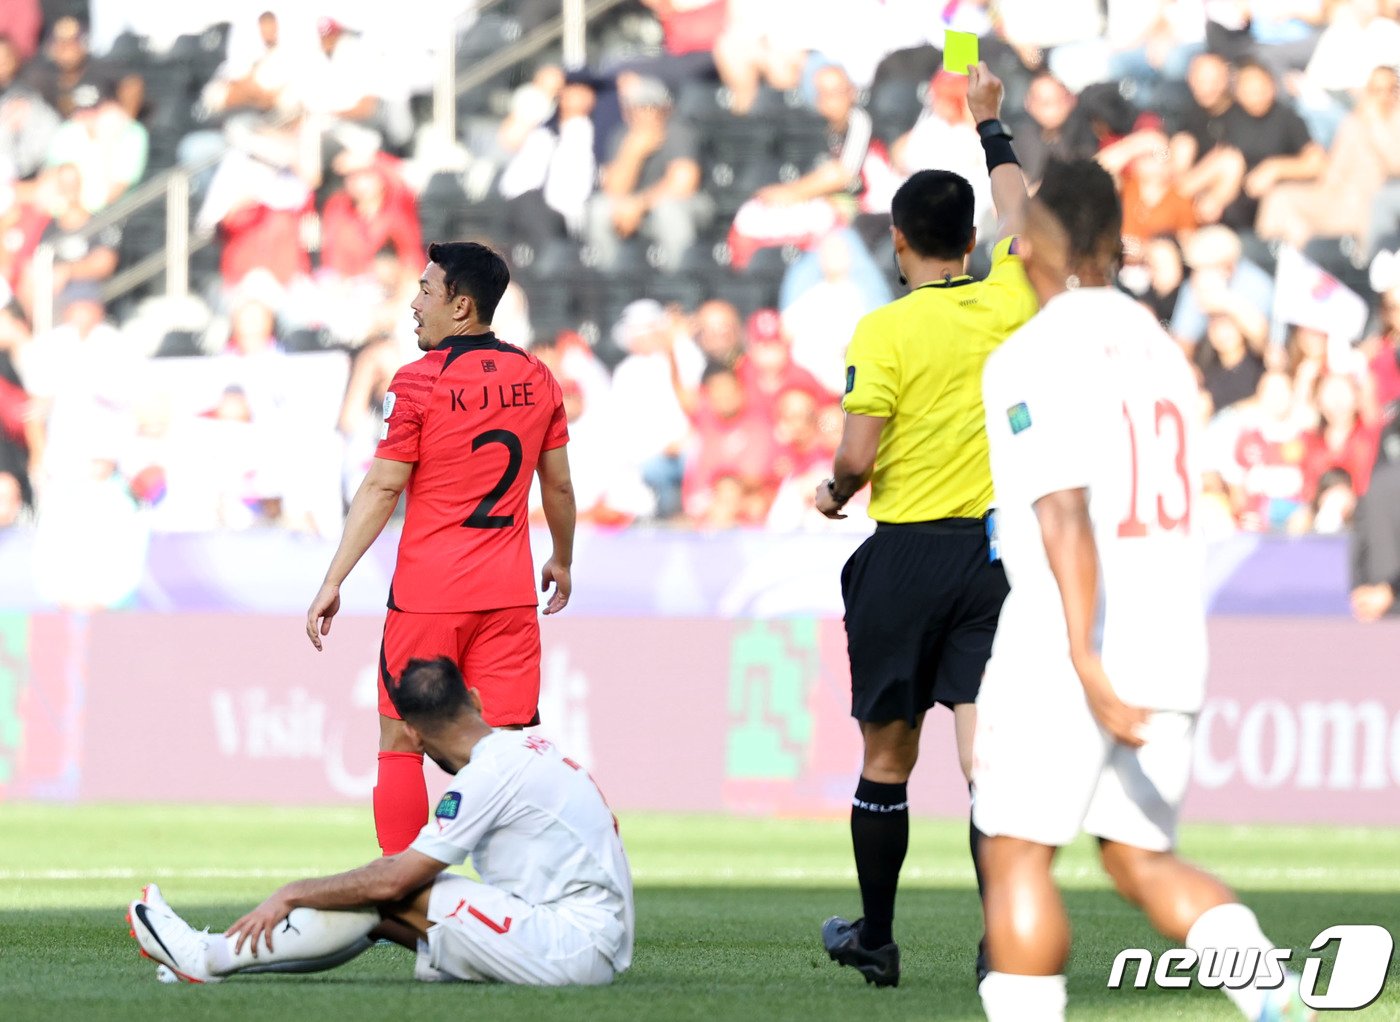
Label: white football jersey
xmin=982 ymin=287 xmax=1208 ymax=713
xmin=411 ymin=731 xmax=634 ymax=970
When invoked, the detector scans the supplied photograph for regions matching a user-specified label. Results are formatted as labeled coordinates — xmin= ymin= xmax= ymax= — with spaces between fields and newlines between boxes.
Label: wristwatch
xmin=976 ymin=118 xmax=1014 ymax=141
xmin=825 ymin=479 xmax=850 ymax=507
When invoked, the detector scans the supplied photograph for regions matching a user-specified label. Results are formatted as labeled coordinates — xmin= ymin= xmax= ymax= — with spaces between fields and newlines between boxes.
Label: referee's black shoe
xmin=821 ymin=916 xmax=900 ymax=987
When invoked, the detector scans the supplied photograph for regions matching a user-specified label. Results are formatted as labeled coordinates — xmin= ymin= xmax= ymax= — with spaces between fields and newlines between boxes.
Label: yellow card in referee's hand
xmin=943 ymin=30 xmax=978 ymax=76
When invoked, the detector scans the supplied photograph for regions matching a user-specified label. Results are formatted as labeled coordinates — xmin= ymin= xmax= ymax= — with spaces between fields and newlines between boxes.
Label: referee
xmin=816 ymin=63 xmax=1033 ymax=989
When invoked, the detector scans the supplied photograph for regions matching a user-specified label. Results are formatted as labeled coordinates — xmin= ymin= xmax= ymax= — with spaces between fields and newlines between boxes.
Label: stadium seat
xmin=706 ymin=158 xmax=777 ymax=219
xmin=675 ymin=80 xmax=723 ymax=123
xmin=139 ymin=62 xmax=199 ymax=172
xmin=283 ymin=327 xmax=330 ymax=354
xmin=119 ymin=205 xmax=168 ymax=266
xmin=777 ymin=109 xmax=829 ymax=170
xmin=645 ymin=271 xmax=706 ymax=312
xmin=704 ymin=112 xmax=777 ymax=170
xmin=154 ymin=329 xmax=203 ymax=358
xmin=418 ymin=171 xmax=470 ymax=241
xmin=458 ymin=14 xmax=518 ymax=66
xmin=107 ymin=31 xmax=147 ymax=67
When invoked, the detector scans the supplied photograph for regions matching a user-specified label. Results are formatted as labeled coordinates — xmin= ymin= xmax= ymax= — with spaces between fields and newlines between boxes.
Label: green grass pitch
xmin=0 ymin=806 xmax=1396 ymax=1021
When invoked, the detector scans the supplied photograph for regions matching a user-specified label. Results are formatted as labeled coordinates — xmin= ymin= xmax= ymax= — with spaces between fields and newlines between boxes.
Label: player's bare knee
xmin=859 ymin=720 xmax=921 ymax=780
xmin=378 ymin=715 xmax=417 ymax=753
xmin=861 ymin=742 xmax=917 ymax=782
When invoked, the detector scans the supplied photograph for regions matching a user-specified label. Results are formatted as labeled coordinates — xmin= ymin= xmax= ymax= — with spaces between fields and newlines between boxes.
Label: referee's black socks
xmin=850 ymin=776 xmax=909 ymax=950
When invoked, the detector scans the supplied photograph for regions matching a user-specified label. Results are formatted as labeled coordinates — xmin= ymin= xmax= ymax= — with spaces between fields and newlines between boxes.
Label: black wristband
xmin=980 ymin=133 xmax=1019 ymax=174
xmin=826 ymin=478 xmax=851 ymax=507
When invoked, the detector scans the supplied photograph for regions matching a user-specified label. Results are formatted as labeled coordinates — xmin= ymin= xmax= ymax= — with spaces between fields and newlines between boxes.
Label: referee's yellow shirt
xmin=842 ymin=235 xmax=1037 ymax=523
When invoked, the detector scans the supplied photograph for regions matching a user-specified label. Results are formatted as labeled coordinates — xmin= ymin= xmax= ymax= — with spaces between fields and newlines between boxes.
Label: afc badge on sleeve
xmin=435 ymin=791 xmax=461 ymax=820
xmin=380 ymin=391 xmax=397 ymax=440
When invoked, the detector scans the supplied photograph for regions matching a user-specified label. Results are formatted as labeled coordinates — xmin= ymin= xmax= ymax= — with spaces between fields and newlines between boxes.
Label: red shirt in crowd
xmin=221 ymin=202 xmax=312 ymax=286
xmin=1300 ymin=420 xmax=1381 ymax=500
xmin=377 ymin=332 xmax=568 ymax=612
xmin=319 ymin=158 xmax=423 ymax=278
xmin=683 ymin=403 xmax=776 ymax=514
xmin=736 ymin=358 xmax=831 ymax=412
xmin=1370 ymin=334 xmax=1400 ymax=410
xmin=0 ymin=199 xmax=48 ymax=291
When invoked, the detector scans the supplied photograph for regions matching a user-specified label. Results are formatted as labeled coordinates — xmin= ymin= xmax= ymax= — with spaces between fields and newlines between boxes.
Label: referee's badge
xmin=845 ymin=366 xmax=856 ymax=394
xmin=1007 ymin=402 xmax=1032 ymax=434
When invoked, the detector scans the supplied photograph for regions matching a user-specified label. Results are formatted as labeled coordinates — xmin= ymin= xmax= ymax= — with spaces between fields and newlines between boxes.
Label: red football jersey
xmin=377 ymin=332 xmax=568 ymax=612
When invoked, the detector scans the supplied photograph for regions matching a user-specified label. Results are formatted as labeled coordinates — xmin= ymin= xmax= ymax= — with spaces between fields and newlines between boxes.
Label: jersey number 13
xmin=1117 ymin=399 xmax=1192 ymax=538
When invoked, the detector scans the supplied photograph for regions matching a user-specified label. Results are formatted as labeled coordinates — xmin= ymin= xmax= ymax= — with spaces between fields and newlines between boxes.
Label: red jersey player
xmin=304 ymin=241 xmax=577 ymax=855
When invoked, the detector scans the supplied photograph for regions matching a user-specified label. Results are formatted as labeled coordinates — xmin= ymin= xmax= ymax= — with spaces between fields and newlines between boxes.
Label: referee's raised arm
xmin=819 ymin=64 xmax=1035 ymax=990
xmin=968 ymin=62 xmax=1028 ymax=243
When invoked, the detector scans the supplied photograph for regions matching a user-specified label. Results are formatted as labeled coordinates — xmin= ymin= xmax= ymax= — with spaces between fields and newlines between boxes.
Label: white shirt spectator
xmin=781 ymin=234 xmax=873 ymax=393
xmin=997 ymin=0 xmax=1104 ymax=49
xmin=897 ymin=113 xmax=994 ymax=237
xmin=291 ymin=32 xmax=377 ymax=118
xmin=499 ymin=118 xmax=598 ymax=233
xmin=606 ymin=351 xmax=691 ymax=468
xmin=1303 ymin=4 xmax=1400 ymax=93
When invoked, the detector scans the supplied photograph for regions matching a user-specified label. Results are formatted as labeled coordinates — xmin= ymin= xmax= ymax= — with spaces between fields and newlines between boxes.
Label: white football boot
xmin=127 ymin=883 xmax=221 ymax=984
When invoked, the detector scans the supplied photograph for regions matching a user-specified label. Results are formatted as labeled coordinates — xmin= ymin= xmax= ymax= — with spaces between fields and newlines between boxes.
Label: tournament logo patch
xmin=1007 ymin=402 xmax=1032 ymax=434
xmin=380 ymin=391 xmax=396 ymax=440
xmin=845 ymin=365 xmax=856 ymax=394
xmin=435 ymin=791 xmax=461 ymax=820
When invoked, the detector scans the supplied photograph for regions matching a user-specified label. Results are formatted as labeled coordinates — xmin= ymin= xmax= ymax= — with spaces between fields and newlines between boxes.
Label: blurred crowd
xmin=1 ymin=0 xmax=1400 ymax=551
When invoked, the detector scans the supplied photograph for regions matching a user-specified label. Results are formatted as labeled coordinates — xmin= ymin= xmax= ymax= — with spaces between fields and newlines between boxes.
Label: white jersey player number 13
xmin=982 ymin=288 xmax=1208 ymax=716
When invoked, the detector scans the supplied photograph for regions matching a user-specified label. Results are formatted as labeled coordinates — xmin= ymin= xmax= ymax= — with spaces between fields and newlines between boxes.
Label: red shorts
xmin=378 ymin=606 xmax=541 ymax=727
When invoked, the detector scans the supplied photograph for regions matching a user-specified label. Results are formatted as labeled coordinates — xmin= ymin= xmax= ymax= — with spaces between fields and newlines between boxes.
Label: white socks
xmin=1185 ymin=902 xmax=1276 ymax=1020
xmin=205 ymin=907 xmax=381 ymax=977
xmin=979 ymin=971 xmax=1068 ymax=1022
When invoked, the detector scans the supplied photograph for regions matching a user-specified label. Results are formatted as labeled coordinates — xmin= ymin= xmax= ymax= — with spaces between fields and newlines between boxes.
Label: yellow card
xmin=944 ymin=30 xmax=979 ymax=76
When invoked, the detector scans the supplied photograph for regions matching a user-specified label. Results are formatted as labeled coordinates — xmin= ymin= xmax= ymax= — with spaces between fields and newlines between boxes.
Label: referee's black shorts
xmin=841 ymin=517 xmax=1009 ymax=726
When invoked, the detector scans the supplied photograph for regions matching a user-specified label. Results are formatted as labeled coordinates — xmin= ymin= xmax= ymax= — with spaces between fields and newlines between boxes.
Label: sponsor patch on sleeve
xmin=434 ymin=791 xmax=461 ymax=820
xmin=1007 ymin=402 xmax=1032 ymax=434
xmin=845 ymin=365 xmax=856 ymax=394
xmin=380 ymin=391 xmax=397 ymax=440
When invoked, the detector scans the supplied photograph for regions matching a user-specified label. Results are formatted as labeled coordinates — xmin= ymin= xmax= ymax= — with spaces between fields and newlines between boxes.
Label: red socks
xmin=373 ymin=751 xmax=427 ymax=855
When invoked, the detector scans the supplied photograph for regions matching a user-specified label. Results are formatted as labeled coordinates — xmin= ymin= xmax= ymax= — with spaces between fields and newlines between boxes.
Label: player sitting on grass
xmin=127 ymin=656 xmax=632 ymax=987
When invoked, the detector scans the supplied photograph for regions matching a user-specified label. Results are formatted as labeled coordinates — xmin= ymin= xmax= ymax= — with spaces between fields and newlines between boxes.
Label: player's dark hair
xmin=1035 ymin=158 xmax=1123 ymax=269
xmin=388 ymin=656 xmax=473 ymax=729
xmin=701 ymin=361 xmax=736 ymax=385
xmin=1313 ymin=467 xmax=1354 ymax=509
xmin=427 ymin=241 xmax=510 ymax=325
xmin=891 ymin=169 xmax=976 ymax=261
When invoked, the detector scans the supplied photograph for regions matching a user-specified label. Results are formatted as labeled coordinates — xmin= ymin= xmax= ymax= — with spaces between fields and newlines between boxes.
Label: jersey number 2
xmin=1118 ymin=399 xmax=1191 ymax=538
xmin=462 ymin=429 xmax=523 ymax=529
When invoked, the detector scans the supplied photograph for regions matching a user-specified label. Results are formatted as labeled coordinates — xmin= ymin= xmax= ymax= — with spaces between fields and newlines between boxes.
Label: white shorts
xmin=414 ymin=875 xmax=617 ymax=986
xmin=971 ymin=659 xmax=1196 ymax=852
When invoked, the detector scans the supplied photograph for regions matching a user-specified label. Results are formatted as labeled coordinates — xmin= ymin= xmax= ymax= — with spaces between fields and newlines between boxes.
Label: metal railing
xmin=32 ymin=0 xmax=630 ymax=333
